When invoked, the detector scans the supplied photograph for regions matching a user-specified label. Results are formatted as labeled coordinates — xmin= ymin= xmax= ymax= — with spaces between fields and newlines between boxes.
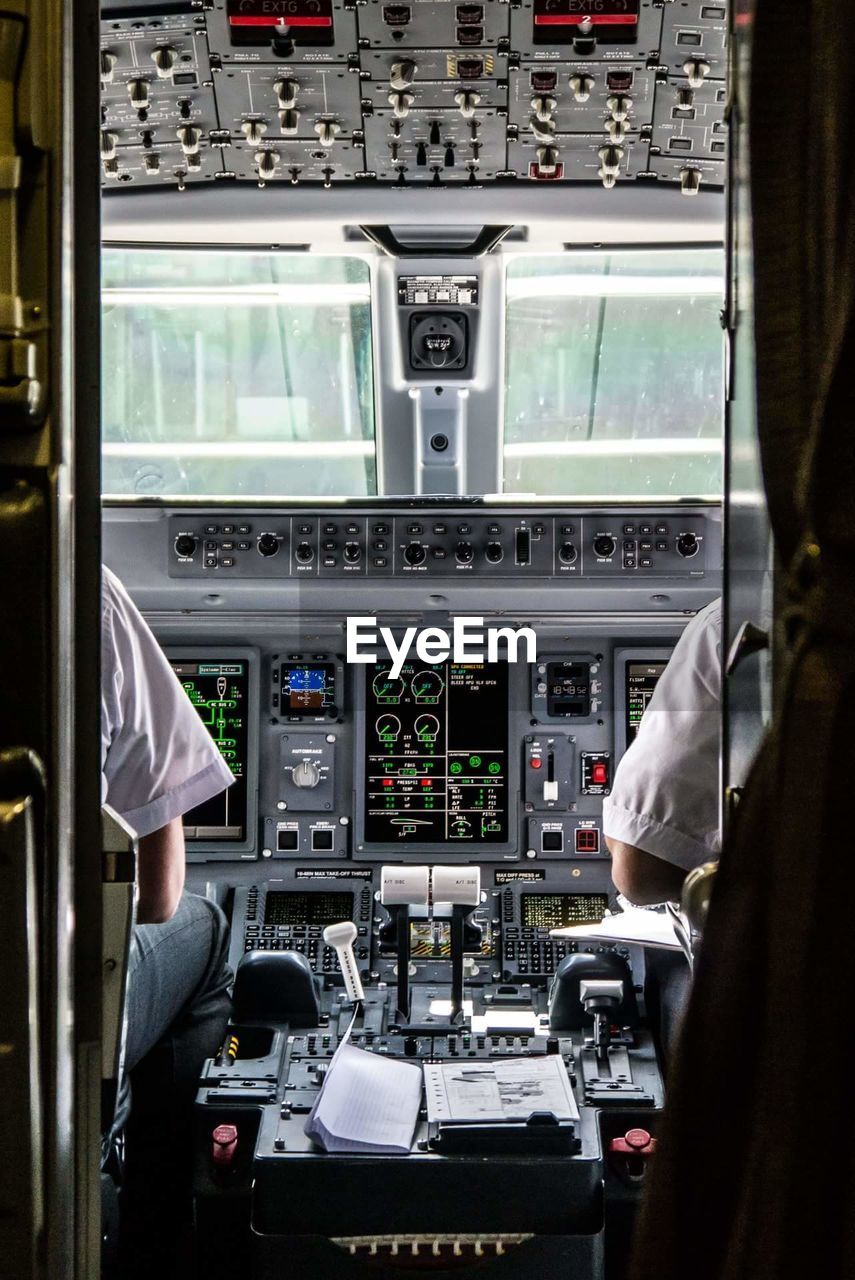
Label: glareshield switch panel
xmin=168 ymin=510 xmax=712 ymax=579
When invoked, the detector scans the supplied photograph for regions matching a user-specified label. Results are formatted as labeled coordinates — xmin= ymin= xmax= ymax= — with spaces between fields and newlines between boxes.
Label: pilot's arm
xmin=603 ymin=599 xmax=722 ymax=906
xmin=100 ymin=566 xmax=234 ymax=922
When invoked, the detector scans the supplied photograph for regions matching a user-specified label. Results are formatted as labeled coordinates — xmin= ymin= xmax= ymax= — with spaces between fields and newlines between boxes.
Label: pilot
xmin=101 ymin=565 xmax=235 ymax=1271
xmin=603 ymin=598 xmax=722 ymax=906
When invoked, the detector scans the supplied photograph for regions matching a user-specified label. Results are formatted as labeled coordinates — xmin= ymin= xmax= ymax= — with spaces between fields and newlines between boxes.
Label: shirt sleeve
xmin=101 ymin=566 xmax=235 ymax=838
xmin=602 ymin=600 xmax=722 ymax=872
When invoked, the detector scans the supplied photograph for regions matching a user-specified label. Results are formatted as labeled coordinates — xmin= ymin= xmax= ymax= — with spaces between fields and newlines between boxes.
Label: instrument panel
xmin=99 ymin=0 xmax=728 ymax=190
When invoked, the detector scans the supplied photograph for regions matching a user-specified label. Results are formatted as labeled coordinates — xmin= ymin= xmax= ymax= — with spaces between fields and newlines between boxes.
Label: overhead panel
xmin=99 ymin=0 xmax=728 ymax=193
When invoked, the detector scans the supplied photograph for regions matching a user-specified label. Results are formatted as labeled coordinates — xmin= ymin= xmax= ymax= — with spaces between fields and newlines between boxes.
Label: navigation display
xmin=280 ymin=662 xmax=337 ymax=717
xmin=169 ymin=658 xmax=249 ymax=841
xmin=363 ymin=661 xmax=509 ymax=846
xmin=521 ymin=893 xmax=609 ymax=930
xmin=626 ymin=660 xmax=668 ymax=746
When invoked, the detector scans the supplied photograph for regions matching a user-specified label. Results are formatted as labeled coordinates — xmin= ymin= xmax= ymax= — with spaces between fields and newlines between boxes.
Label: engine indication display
xmin=363 ymin=661 xmax=509 ymax=846
xmin=264 ymin=891 xmax=354 ymax=927
xmin=626 ymin=660 xmax=667 ymax=745
xmin=521 ymin=893 xmax=609 ymax=930
xmin=280 ymin=662 xmax=337 ymax=718
xmin=169 ymin=659 xmax=249 ymax=841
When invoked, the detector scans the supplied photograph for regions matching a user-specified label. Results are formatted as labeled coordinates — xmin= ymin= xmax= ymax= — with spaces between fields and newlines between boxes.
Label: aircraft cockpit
xmin=3 ymin=2 xmax=768 ymax=1276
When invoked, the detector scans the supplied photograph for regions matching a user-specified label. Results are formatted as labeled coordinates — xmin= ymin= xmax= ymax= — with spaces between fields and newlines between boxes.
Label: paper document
xmin=304 ymin=1041 xmax=423 ymax=1155
xmin=424 ymin=1056 xmax=579 ymax=1125
xmin=550 ymin=906 xmax=682 ymax=950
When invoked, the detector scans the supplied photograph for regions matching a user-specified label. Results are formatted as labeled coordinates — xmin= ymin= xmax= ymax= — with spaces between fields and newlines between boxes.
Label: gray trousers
xmin=113 ymin=891 xmax=232 ymax=1274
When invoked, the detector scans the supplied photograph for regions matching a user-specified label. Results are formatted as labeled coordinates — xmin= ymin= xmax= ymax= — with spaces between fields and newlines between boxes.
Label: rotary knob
xmin=454 ymin=89 xmax=481 ymax=119
xmin=279 ymin=108 xmax=301 ymax=135
xmin=274 ymin=78 xmax=299 ymax=109
xmin=531 ymin=94 xmax=556 ymax=122
xmin=683 ymin=58 xmax=711 ymax=89
xmin=151 ymin=46 xmax=177 ymax=79
xmin=485 ymin=542 xmax=504 ymax=564
xmin=177 ymin=125 xmax=201 ymax=155
xmin=174 ymin=534 xmax=197 ymax=558
xmin=241 ymin=119 xmax=267 ymax=143
xmin=456 ymin=541 xmax=474 ymax=564
xmin=390 ymin=60 xmax=418 ymax=90
xmin=291 ymin=760 xmax=321 ymax=789
xmin=256 ymin=149 xmax=279 ymax=178
xmin=569 ymin=74 xmax=594 ymax=103
xmin=295 ymin=542 xmax=314 ymax=564
xmin=100 ymin=50 xmax=118 ymax=83
xmin=314 ymin=120 xmax=341 ymax=148
xmin=257 ymin=533 xmax=280 ymax=557
xmin=127 ymin=79 xmax=150 ymax=110
xmin=559 ymin=542 xmax=578 ymax=565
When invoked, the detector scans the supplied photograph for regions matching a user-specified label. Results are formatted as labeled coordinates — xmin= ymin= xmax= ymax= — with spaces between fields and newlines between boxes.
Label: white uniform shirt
xmin=603 ymin=599 xmax=722 ymax=872
xmin=101 ymin=566 xmax=234 ymax=838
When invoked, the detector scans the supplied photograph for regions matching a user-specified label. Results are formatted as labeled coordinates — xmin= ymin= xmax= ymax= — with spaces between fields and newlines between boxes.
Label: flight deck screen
xmin=521 ymin=893 xmax=609 ymax=930
xmin=264 ymin=891 xmax=354 ymax=927
xmin=280 ymin=662 xmax=336 ymax=717
xmin=625 ymin=660 xmax=668 ymax=746
xmin=363 ymin=661 xmax=509 ymax=846
xmin=169 ymin=659 xmax=249 ymax=841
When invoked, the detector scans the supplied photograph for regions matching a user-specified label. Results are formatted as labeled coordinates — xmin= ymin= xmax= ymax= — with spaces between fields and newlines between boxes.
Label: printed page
xmin=424 ymin=1055 xmax=579 ymax=1125
xmin=305 ymin=1042 xmax=423 ymax=1154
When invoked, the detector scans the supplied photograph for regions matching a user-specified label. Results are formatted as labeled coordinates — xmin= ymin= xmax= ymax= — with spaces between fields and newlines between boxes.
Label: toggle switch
xmin=680 ymin=167 xmax=702 ymax=195
xmin=279 ymin=108 xmax=300 ymax=134
xmin=535 ymin=145 xmax=559 ymax=175
xmin=606 ymin=118 xmax=627 ymax=143
xmin=530 ymin=115 xmax=556 ymax=143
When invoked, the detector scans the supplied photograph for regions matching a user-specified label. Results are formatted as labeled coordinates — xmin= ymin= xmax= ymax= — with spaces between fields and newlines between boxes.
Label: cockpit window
xmin=503 ymin=249 xmax=724 ymax=499
xmin=102 ymin=249 xmax=375 ymax=499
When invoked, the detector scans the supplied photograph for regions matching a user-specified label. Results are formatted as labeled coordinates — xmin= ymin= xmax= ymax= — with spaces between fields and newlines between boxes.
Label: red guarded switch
xmin=212 ymin=1123 xmax=239 ymax=1169
xmin=591 ymin=762 xmax=608 ymax=786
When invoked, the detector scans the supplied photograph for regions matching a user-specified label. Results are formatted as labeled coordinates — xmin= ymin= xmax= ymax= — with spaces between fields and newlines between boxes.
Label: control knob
xmin=274 ymin=79 xmax=298 ymax=109
xmin=100 ymin=50 xmax=118 ymax=83
xmin=676 ymin=532 xmax=700 ymax=558
xmin=536 ymin=145 xmax=559 ymax=175
xmin=343 ymin=542 xmax=362 ymax=564
xmin=607 ymin=95 xmax=631 ymax=122
xmin=314 ymin=120 xmax=341 ymax=148
xmin=177 ymin=125 xmax=201 ymax=155
xmin=294 ymin=542 xmax=314 ymax=564
xmin=531 ymin=94 xmax=556 ymax=122
xmin=100 ymin=130 xmax=118 ymax=161
xmin=455 ymin=541 xmax=474 ymax=564
xmin=144 ymin=153 xmax=161 ymax=173
xmin=597 ymin=144 xmax=623 ymax=189
xmin=127 ymin=79 xmax=150 ymax=111
xmin=683 ymin=58 xmax=711 ymax=89
xmin=291 ymin=760 xmax=321 ymax=789
xmin=559 ymin=542 xmax=578 ymax=565
xmin=530 ymin=116 xmax=556 ymax=144
xmin=403 ymin=543 xmax=427 ymax=566
xmin=454 ymin=89 xmax=480 ymax=119
xmin=606 ymin=118 xmax=628 ymax=144
xmin=592 ymin=534 xmax=616 ymax=559
xmin=390 ymin=60 xmax=418 ymax=90
xmin=485 ymin=542 xmax=503 ymax=564
xmin=257 ymin=533 xmax=280 ymax=557
xmin=388 ymin=91 xmax=414 ymax=118
xmin=680 ymin=168 xmax=702 ymax=196
xmin=279 ymin=109 xmax=300 ymax=135
xmin=256 ymin=149 xmax=279 ymax=178
xmin=241 ymin=119 xmax=267 ymax=143
xmin=569 ymin=74 xmax=594 ymax=103
xmin=174 ymin=534 xmax=198 ymax=558
xmin=151 ymin=46 xmax=177 ymax=79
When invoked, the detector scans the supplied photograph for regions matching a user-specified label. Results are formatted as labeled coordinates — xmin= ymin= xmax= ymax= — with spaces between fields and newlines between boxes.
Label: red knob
xmin=212 ymin=1123 xmax=238 ymax=1168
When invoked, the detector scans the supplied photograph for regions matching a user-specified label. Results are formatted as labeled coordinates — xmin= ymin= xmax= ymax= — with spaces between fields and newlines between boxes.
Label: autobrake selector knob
xmin=676 ymin=532 xmax=700 ymax=558
xmin=257 ymin=533 xmax=280 ymax=557
xmin=291 ymin=759 xmax=321 ymax=789
xmin=174 ymin=534 xmax=198 ymax=558
xmin=593 ymin=534 xmax=616 ymax=558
